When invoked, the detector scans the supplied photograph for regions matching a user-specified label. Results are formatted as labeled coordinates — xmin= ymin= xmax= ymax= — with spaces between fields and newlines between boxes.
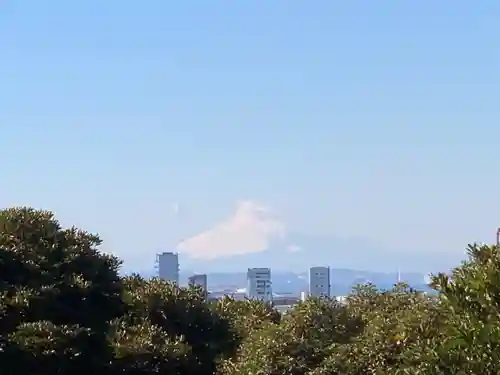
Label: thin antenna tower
xmin=496 ymin=228 xmax=500 ymax=246
xmin=397 ymin=269 xmax=401 ymax=283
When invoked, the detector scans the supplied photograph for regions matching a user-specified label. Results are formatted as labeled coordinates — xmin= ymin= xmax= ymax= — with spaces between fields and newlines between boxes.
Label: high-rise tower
xmin=157 ymin=252 xmax=179 ymax=284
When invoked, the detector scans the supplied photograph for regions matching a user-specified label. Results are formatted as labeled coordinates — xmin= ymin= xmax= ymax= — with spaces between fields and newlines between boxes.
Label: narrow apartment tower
xmin=300 ymin=291 xmax=309 ymax=302
xmin=246 ymin=268 xmax=272 ymax=303
xmin=188 ymin=274 xmax=208 ymax=297
xmin=309 ymin=266 xmax=331 ymax=298
xmin=157 ymin=252 xmax=179 ymax=284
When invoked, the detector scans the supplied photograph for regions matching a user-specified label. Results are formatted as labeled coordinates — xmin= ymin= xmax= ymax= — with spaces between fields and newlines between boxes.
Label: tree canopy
xmin=1 ymin=206 xmax=499 ymax=374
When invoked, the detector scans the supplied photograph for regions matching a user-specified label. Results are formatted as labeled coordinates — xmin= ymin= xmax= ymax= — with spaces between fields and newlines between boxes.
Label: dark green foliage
xmin=3 ymin=206 xmax=500 ymax=374
xmin=115 ymin=275 xmax=235 ymax=374
xmin=212 ymin=296 xmax=281 ymax=342
xmin=221 ymin=298 xmax=362 ymax=375
xmin=7 ymin=322 xmax=98 ymax=374
xmin=0 ymin=207 xmax=236 ymax=375
xmin=425 ymin=244 xmax=500 ymax=374
xmin=0 ymin=207 xmax=123 ymax=375
xmin=109 ymin=318 xmax=193 ymax=374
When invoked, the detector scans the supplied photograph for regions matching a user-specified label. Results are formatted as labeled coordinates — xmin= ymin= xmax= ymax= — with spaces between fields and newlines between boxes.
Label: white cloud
xmin=176 ymin=200 xmax=286 ymax=260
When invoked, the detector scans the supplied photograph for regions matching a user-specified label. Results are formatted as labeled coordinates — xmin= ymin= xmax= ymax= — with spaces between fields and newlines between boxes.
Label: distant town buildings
xmin=154 ymin=252 xmax=335 ymax=311
xmin=150 ymin=252 xmax=417 ymax=314
xmin=157 ymin=252 xmax=179 ymax=284
xmin=188 ymin=273 xmax=208 ymax=297
xmin=246 ymin=267 xmax=272 ymax=302
xmin=308 ymin=266 xmax=331 ymax=298
xmin=273 ymin=296 xmax=300 ymax=306
xmin=208 ymin=290 xmax=247 ymax=301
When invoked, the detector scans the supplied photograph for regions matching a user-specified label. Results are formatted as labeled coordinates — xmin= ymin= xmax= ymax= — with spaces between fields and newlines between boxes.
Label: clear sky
xmin=1 ymin=1 xmax=499 ymax=271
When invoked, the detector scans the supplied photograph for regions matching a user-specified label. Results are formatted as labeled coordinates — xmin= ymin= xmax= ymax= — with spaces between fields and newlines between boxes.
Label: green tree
xmin=109 ymin=317 xmax=194 ymax=374
xmin=0 ymin=207 xmax=124 ymax=374
xmin=221 ymin=297 xmax=362 ymax=375
xmin=212 ymin=297 xmax=281 ymax=343
xmin=428 ymin=243 xmax=500 ymax=374
xmin=312 ymin=284 xmax=443 ymax=375
xmin=111 ymin=275 xmax=235 ymax=374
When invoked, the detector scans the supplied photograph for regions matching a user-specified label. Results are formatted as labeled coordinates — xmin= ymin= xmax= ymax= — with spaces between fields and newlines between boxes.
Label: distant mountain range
xmin=175 ymin=232 xmax=466 ymax=274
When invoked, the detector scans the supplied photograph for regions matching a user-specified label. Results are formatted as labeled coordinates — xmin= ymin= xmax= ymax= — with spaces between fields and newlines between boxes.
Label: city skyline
xmin=157 ymin=254 xmax=339 ymax=301
xmin=154 ymin=250 xmax=428 ymax=300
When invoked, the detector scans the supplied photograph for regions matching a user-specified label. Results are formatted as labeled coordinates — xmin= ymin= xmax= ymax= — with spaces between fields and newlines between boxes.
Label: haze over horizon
xmin=1 ymin=1 xmax=499 ymax=272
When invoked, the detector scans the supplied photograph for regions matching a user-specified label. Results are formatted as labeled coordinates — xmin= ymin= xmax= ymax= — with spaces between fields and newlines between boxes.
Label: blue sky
xmin=1 ymin=1 xmax=499 ymax=271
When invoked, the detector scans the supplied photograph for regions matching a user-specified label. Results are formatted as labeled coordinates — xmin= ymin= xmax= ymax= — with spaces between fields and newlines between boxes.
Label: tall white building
xmin=157 ymin=252 xmax=179 ymax=284
xmin=309 ymin=266 xmax=331 ymax=298
xmin=300 ymin=291 xmax=308 ymax=302
xmin=247 ymin=268 xmax=272 ymax=302
xmin=188 ymin=274 xmax=208 ymax=297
